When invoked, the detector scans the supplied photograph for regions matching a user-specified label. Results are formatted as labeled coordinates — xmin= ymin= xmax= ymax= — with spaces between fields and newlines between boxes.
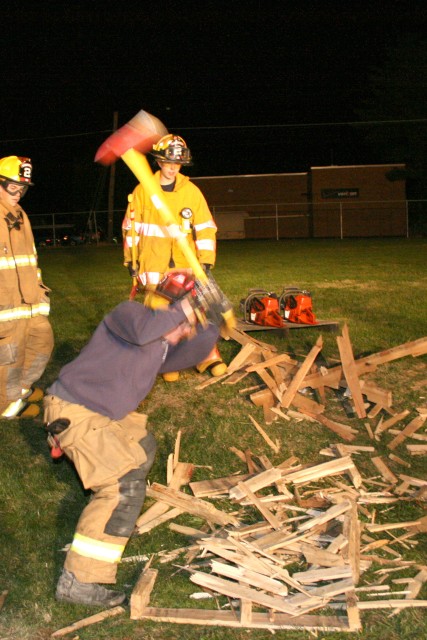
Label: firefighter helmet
xmin=0 ymin=156 xmax=34 ymax=186
xmin=151 ymin=135 xmax=192 ymax=165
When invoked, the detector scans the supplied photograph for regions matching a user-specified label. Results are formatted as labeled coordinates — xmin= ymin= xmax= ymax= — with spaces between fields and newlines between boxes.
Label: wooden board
xmin=237 ymin=319 xmax=340 ymax=333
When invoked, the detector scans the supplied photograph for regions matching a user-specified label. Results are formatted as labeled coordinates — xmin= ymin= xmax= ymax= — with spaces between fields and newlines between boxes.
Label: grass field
xmin=0 ymin=238 xmax=426 ymax=640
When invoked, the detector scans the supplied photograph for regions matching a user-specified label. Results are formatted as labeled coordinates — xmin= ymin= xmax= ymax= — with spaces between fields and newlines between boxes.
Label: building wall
xmin=192 ymin=164 xmax=407 ymax=239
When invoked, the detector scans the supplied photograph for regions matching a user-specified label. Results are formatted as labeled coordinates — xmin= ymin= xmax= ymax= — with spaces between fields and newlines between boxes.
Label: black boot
xmin=55 ymin=569 xmax=127 ymax=607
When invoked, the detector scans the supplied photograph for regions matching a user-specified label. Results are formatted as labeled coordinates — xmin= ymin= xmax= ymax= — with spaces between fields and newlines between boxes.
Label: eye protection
xmin=2 ymin=181 xmax=28 ymax=198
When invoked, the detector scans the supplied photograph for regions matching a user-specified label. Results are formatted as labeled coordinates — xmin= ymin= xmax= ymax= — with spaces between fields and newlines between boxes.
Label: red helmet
xmin=156 ymin=270 xmax=195 ymax=302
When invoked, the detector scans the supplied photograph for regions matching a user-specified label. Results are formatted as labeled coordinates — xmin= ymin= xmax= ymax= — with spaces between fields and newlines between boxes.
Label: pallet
xmin=236 ymin=318 xmax=340 ymax=333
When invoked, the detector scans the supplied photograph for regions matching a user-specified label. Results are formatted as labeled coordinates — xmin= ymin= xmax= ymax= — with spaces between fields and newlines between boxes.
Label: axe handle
xmin=121 ymin=148 xmax=208 ymax=284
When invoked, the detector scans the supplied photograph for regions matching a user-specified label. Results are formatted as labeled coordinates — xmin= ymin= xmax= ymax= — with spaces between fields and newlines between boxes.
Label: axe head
xmin=95 ymin=110 xmax=168 ymax=165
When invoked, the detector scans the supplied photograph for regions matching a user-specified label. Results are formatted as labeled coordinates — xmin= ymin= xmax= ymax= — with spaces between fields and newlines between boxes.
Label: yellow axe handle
xmin=121 ymin=148 xmax=207 ymax=284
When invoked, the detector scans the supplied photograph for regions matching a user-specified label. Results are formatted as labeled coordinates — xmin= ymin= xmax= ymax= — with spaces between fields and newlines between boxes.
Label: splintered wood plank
xmin=301 ymin=411 xmax=357 ymax=442
xmin=139 ymin=607 xmax=356 ymax=631
xmin=284 ymin=456 xmax=358 ymax=486
xmin=406 ymin=444 xmax=427 ymax=455
xmin=135 ymin=461 xmax=194 ymax=530
xmin=336 ymin=324 xmax=366 ymax=418
xmin=229 ymin=468 xmax=283 ymax=501
xmin=299 ymin=543 xmax=346 ymax=567
xmin=246 ymin=352 xmax=298 ymax=372
xmin=136 ymin=507 xmax=184 ymax=534
xmin=388 ymin=415 xmax=426 ymax=450
xmin=190 ymin=572 xmax=299 ymax=615
xmin=333 ymin=444 xmax=363 ymax=488
xmin=365 ymin=520 xmax=422 ymax=534
xmin=228 ymin=327 xmax=278 ymax=351
xmin=146 ymin=483 xmax=240 ymax=527
xmin=248 ymin=415 xmax=280 ymax=453
xmin=297 ymin=500 xmax=352 ymax=532
xmin=51 ymin=606 xmax=126 ymax=637
xmin=236 ymin=482 xmax=282 ymax=529
xmin=226 ymin=342 xmax=258 ymax=374
xmin=210 ymin=560 xmax=288 ymax=596
xmin=346 ymin=590 xmax=362 ymax=631
xmin=130 ymin=568 xmax=158 ymax=620
xmin=256 ymin=367 xmax=282 ymax=402
xmin=189 ymin=474 xmax=251 ymax=498
xmin=359 ymin=380 xmax=392 ymax=408
xmin=357 ymin=336 xmax=427 ymax=366
xmin=375 ymin=409 xmax=410 ymax=436
xmin=281 ymin=336 xmax=323 ymax=408
xmin=342 ymin=501 xmax=361 ymax=584
xmin=357 ymin=599 xmax=427 ymax=610
xmin=293 ymin=566 xmax=353 ymax=584
xmin=371 ymin=456 xmax=398 ymax=484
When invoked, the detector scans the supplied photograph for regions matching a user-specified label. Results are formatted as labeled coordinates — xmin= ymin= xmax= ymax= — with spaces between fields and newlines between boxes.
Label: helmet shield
xmin=150 ymin=135 xmax=193 ymax=165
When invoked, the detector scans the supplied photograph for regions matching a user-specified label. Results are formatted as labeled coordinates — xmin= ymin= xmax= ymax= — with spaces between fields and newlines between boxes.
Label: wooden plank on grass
xmin=236 ymin=481 xmax=282 ymax=529
xmin=139 ymin=607 xmax=356 ymax=631
xmin=130 ymin=568 xmax=158 ymax=620
xmin=248 ymin=414 xmax=280 ymax=453
xmin=190 ymin=571 xmax=299 ymax=615
xmin=229 ymin=468 xmax=283 ymax=501
xmin=51 ymin=607 xmax=126 ymax=637
xmin=388 ymin=415 xmax=426 ymax=450
xmin=189 ymin=474 xmax=251 ymax=498
xmin=135 ymin=461 xmax=194 ymax=531
xmin=375 ymin=409 xmax=410 ymax=436
xmin=281 ymin=336 xmax=323 ymax=408
xmin=146 ymin=483 xmax=240 ymax=526
xmin=371 ymin=456 xmax=398 ymax=484
xmin=336 ymin=324 xmax=366 ymax=418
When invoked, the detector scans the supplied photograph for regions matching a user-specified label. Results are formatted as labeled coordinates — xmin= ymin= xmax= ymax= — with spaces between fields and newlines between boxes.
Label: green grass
xmin=0 ymin=239 xmax=426 ymax=639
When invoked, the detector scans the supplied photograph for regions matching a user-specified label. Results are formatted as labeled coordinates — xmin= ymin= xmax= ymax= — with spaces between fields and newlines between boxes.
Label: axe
xmin=95 ymin=109 xmax=235 ymax=331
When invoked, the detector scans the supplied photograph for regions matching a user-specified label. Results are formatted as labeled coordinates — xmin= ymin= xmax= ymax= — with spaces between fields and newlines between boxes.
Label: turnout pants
xmin=0 ymin=315 xmax=54 ymax=412
xmin=44 ymin=396 xmax=156 ymax=584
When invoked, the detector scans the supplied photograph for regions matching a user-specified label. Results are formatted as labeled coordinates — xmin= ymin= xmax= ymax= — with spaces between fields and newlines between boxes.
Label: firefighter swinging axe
xmin=94 ymin=109 xmax=235 ymax=332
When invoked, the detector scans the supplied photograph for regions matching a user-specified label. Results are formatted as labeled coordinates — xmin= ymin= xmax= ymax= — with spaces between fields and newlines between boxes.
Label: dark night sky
xmin=1 ymin=0 xmax=426 ymax=215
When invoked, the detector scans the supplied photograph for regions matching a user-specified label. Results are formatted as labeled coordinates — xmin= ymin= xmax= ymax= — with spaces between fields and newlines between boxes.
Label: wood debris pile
xmin=128 ymin=327 xmax=427 ymax=632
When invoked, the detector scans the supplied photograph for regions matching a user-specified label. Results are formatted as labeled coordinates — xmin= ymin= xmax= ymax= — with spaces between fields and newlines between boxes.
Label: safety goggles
xmin=2 ymin=181 xmax=28 ymax=198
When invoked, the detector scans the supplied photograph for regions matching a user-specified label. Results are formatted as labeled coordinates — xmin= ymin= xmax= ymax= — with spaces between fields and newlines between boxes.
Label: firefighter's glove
xmin=192 ymin=271 xmax=235 ymax=329
xmin=127 ymin=261 xmax=140 ymax=278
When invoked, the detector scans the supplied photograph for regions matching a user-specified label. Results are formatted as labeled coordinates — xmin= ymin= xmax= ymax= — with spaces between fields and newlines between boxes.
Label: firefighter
xmin=122 ymin=134 xmax=227 ymax=382
xmin=45 ymin=272 xmax=219 ymax=607
xmin=0 ymin=156 xmax=54 ymax=419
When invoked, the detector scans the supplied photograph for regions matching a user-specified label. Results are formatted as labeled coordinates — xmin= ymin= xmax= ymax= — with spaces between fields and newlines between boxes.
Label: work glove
xmin=127 ymin=261 xmax=140 ymax=278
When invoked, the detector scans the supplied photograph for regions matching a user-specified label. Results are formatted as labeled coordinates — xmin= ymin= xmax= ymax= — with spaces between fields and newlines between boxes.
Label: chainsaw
xmin=240 ymin=287 xmax=318 ymax=327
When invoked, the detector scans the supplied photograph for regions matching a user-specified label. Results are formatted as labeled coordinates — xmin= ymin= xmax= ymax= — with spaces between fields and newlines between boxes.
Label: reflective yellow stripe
xmin=70 ymin=533 xmax=125 ymax=563
xmin=0 ymin=302 xmax=50 ymax=321
xmin=194 ymin=220 xmax=217 ymax=232
xmin=0 ymin=254 xmax=37 ymax=270
xmin=195 ymin=239 xmax=215 ymax=251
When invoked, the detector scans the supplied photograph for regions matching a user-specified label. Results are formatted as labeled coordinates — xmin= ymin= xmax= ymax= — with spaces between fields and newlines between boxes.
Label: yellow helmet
xmin=0 ymin=156 xmax=34 ymax=186
xmin=151 ymin=135 xmax=192 ymax=165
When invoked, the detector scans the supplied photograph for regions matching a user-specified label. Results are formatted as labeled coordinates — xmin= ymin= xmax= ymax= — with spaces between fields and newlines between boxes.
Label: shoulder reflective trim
xmin=0 ymin=302 xmax=50 ymax=321
xmin=193 ymin=220 xmax=218 ymax=232
xmin=0 ymin=254 xmax=37 ymax=270
xmin=195 ymin=239 xmax=216 ymax=251
xmin=71 ymin=533 xmax=125 ymax=564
